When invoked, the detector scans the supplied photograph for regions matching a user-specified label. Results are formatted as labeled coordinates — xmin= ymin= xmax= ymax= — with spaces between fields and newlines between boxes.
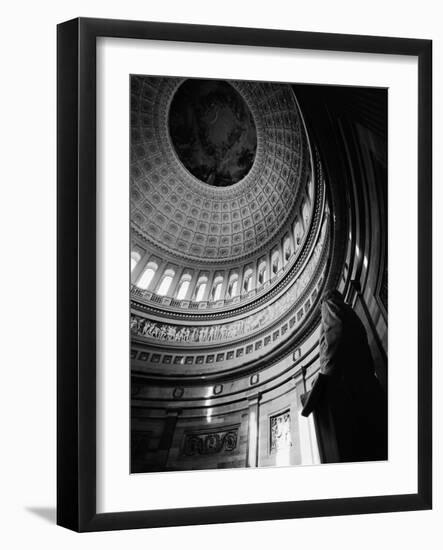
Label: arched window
xmin=131 ymin=250 xmax=141 ymax=272
xmin=176 ymin=274 xmax=192 ymax=300
xmin=294 ymin=220 xmax=303 ymax=248
xmin=157 ymin=268 xmax=175 ymax=296
xmin=136 ymin=261 xmax=158 ymax=290
xmin=302 ymin=201 xmax=310 ymax=228
xmin=243 ymin=268 xmax=253 ymax=293
xmin=308 ymin=176 xmax=314 ymax=200
xmin=194 ymin=275 xmax=208 ymax=302
xmin=271 ymin=251 xmax=281 ymax=275
xmin=257 ymin=261 xmax=267 ymax=285
xmin=210 ymin=276 xmax=224 ymax=301
xmin=283 ymin=236 xmax=292 ymax=262
xmin=227 ymin=273 xmax=239 ymax=298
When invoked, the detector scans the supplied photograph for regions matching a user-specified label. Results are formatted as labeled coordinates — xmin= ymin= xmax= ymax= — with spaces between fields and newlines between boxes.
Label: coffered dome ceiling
xmin=130 ymin=76 xmax=308 ymax=263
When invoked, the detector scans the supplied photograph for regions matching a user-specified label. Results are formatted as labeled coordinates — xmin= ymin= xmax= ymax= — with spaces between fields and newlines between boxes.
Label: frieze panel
xmin=182 ymin=428 xmax=238 ymax=456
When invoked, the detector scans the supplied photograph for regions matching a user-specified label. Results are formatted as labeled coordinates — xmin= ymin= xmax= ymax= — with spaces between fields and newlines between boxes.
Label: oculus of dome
xmin=169 ymin=79 xmax=257 ymax=187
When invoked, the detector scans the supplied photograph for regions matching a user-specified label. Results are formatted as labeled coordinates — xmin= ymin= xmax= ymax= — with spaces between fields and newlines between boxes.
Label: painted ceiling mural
xmin=169 ymin=79 xmax=257 ymax=187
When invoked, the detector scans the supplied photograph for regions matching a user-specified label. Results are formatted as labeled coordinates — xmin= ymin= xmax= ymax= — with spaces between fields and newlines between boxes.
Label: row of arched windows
xmin=132 ymin=245 xmax=291 ymax=303
xmin=132 ymin=263 xmax=241 ymax=303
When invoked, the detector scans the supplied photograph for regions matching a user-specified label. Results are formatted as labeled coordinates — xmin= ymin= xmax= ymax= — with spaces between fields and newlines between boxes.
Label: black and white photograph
xmin=129 ymin=76 xmax=388 ymax=473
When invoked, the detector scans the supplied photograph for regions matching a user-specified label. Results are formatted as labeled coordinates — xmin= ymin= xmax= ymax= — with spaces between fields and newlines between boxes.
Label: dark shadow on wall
xmin=25 ymin=506 xmax=56 ymax=524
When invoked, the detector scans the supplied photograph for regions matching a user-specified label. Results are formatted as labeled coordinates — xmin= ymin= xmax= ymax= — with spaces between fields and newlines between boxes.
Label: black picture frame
xmin=57 ymin=17 xmax=432 ymax=532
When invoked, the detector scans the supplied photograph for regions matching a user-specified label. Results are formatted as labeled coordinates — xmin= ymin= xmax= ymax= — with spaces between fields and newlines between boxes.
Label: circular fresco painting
xmin=169 ymin=79 xmax=257 ymax=187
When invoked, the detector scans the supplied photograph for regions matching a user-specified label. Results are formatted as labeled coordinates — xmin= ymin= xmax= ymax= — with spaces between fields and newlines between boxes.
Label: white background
xmin=0 ymin=0 xmax=441 ymax=548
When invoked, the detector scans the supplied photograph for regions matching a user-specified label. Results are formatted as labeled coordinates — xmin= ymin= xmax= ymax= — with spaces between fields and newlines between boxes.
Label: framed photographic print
xmin=57 ymin=17 xmax=432 ymax=532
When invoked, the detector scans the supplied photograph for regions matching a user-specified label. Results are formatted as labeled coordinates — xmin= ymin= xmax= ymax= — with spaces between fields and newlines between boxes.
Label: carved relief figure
xmin=270 ymin=411 xmax=292 ymax=451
